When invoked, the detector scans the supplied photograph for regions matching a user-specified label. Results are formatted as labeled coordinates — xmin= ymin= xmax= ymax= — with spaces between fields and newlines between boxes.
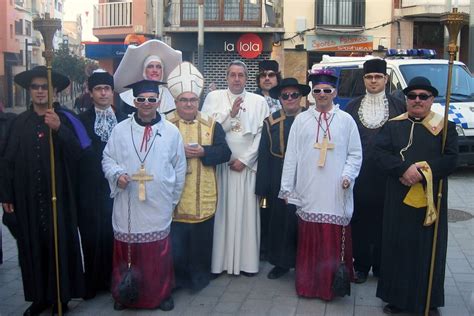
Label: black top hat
xmin=88 ymin=70 xmax=114 ymax=91
xmin=269 ymin=77 xmax=311 ymax=99
xmin=403 ymin=76 xmax=438 ymax=97
xmin=14 ymin=66 xmax=70 ymax=92
xmin=363 ymin=59 xmax=387 ymax=74
xmin=308 ymin=70 xmax=338 ymax=87
xmin=124 ymin=79 xmax=166 ymax=97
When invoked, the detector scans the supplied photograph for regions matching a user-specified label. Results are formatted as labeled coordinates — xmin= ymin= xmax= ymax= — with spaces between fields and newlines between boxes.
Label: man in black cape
xmin=344 ymin=59 xmax=406 ymax=283
xmin=0 ymin=66 xmax=90 ymax=315
xmin=255 ymin=77 xmax=310 ymax=279
xmin=374 ymin=77 xmax=458 ymax=315
xmin=78 ymin=70 xmax=126 ymax=299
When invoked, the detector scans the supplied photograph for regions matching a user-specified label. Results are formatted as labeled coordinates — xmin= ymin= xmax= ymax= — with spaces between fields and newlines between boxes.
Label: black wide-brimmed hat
xmin=269 ymin=77 xmax=311 ymax=99
xmin=14 ymin=66 xmax=70 ymax=92
xmin=403 ymin=76 xmax=438 ymax=97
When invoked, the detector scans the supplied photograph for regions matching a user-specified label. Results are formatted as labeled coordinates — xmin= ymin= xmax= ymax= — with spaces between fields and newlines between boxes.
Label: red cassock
xmin=295 ymin=218 xmax=354 ymax=301
xmin=111 ymin=236 xmax=174 ymax=308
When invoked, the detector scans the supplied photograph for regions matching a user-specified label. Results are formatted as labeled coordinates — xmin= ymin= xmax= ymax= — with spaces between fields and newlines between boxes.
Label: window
xmin=316 ymin=0 xmax=365 ymax=27
xmin=15 ymin=19 xmax=23 ymax=35
xmin=338 ymin=68 xmax=365 ymax=98
xmin=181 ymin=0 xmax=261 ymax=26
xmin=25 ymin=20 xmax=32 ymax=36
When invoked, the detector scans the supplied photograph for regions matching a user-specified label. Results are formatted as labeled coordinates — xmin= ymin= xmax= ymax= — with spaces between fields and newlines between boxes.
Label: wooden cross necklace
xmin=314 ymin=111 xmax=335 ymax=167
xmin=130 ymin=121 xmax=159 ymax=201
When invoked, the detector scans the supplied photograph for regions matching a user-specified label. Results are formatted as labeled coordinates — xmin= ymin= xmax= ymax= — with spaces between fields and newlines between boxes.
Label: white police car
xmin=310 ymin=49 xmax=474 ymax=165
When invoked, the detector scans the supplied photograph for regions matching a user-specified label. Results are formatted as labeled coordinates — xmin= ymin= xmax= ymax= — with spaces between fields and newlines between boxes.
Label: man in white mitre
xmin=280 ymin=70 xmax=362 ymax=300
xmin=102 ymin=79 xmax=186 ymax=311
xmin=201 ymin=60 xmax=269 ymax=277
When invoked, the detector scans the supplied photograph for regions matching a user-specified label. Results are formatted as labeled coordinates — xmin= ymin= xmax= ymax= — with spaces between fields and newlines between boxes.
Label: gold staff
xmin=33 ymin=13 xmax=64 ymax=316
xmin=424 ymin=7 xmax=468 ymax=316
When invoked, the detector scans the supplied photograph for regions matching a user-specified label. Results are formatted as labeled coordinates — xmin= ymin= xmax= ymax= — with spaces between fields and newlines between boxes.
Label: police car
xmin=309 ymin=49 xmax=474 ymax=165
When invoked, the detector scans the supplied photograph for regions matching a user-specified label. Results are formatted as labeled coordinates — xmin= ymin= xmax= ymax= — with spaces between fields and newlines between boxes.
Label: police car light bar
xmin=386 ymin=49 xmax=436 ymax=59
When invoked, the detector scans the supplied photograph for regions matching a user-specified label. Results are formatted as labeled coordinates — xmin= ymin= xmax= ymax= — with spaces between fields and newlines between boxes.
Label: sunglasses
xmin=280 ymin=92 xmax=301 ymax=100
xmin=363 ymin=74 xmax=385 ymax=81
xmin=30 ymin=84 xmax=48 ymax=90
xmin=406 ymin=93 xmax=432 ymax=101
xmin=259 ymin=71 xmax=277 ymax=79
xmin=313 ymin=88 xmax=335 ymax=94
xmin=134 ymin=97 xmax=159 ymax=104
xmin=178 ymin=97 xmax=199 ymax=104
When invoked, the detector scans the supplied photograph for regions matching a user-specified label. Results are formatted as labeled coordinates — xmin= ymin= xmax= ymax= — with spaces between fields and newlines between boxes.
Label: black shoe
xmin=267 ymin=266 xmax=289 ymax=279
xmin=383 ymin=304 xmax=403 ymax=314
xmin=159 ymin=297 xmax=174 ymax=311
xmin=113 ymin=301 xmax=126 ymax=311
xmin=372 ymin=267 xmax=380 ymax=278
xmin=24 ymin=302 xmax=49 ymax=316
xmin=241 ymin=271 xmax=256 ymax=277
xmin=354 ymin=271 xmax=368 ymax=284
xmin=210 ymin=272 xmax=221 ymax=280
xmin=51 ymin=302 xmax=69 ymax=315
xmin=429 ymin=308 xmax=440 ymax=316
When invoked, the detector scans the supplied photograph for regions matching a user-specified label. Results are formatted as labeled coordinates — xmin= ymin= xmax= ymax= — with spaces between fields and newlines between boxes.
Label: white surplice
xmin=102 ymin=115 xmax=186 ymax=241
xmin=201 ymin=89 xmax=269 ymax=274
xmin=279 ymin=105 xmax=362 ymax=225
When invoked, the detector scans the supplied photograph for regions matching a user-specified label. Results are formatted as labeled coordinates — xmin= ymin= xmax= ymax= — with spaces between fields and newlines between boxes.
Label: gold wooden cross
xmin=131 ymin=164 xmax=154 ymax=201
xmin=314 ymin=135 xmax=335 ymax=167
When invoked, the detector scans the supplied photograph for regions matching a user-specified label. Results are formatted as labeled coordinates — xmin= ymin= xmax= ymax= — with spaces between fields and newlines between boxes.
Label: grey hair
xmin=226 ymin=60 xmax=248 ymax=77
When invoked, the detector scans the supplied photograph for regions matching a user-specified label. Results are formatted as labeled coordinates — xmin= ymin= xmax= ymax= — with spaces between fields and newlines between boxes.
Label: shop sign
xmin=306 ymin=35 xmax=373 ymax=52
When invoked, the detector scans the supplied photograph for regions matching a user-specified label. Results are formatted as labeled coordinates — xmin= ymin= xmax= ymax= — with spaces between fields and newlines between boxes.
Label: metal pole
xmin=25 ymin=39 xmax=30 ymax=105
xmin=425 ymin=8 xmax=468 ymax=316
xmin=156 ymin=0 xmax=164 ymax=39
xmin=468 ymin=0 xmax=474 ymax=71
xmin=197 ymin=0 xmax=204 ymax=73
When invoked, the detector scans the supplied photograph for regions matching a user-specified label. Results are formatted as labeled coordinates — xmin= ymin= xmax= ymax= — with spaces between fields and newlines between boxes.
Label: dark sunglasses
xmin=259 ymin=71 xmax=277 ymax=79
xmin=134 ymin=97 xmax=159 ymax=104
xmin=280 ymin=92 xmax=301 ymax=100
xmin=406 ymin=93 xmax=432 ymax=101
xmin=30 ymin=84 xmax=48 ymax=90
xmin=313 ymin=88 xmax=335 ymax=94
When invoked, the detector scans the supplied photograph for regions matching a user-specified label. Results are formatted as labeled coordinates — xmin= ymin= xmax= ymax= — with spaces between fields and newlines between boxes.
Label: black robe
xmin=344 ymin=94 xmax=406 ymax=275
xmin=0 ymin=105 xmax=86 ymax=303
xmin=255 ymin=109 xmax=298 ymax=269
xmin=78 ymin=106 xmax=126 ymax=298
xmin=373 ymin=114 xmax=458 ymax=312
xmin=170 ymin=119 xmax=231 ymax=291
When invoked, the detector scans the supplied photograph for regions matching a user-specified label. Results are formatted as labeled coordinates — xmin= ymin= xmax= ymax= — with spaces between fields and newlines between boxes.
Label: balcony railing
xmin=169 ymin=0 xmax=263 ymax=27
xmin=94 ymin=1 xmax=133 ymax=28
xmin=316 ymin=0 xmax=365 ymax=28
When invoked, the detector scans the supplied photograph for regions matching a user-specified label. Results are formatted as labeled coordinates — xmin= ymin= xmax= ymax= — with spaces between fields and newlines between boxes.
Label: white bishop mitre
xmin=167 ymin=62 xmax=204 ymax=99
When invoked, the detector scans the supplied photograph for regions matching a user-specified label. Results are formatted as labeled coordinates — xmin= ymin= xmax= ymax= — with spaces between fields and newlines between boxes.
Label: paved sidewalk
xmin=1 ymin=167 xmax=474 ymax=315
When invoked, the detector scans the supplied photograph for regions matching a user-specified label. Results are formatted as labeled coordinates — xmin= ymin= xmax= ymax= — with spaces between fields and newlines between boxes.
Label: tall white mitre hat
xmin=167 ymin=62 xmax=204 ymax=99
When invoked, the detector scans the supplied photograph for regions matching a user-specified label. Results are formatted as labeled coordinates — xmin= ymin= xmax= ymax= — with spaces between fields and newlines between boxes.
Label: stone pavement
xmin=1 ymin=167 xmax=474 ymax=316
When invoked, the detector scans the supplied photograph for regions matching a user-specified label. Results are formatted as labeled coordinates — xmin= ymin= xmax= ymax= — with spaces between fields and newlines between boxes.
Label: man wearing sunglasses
xmin=374 ymin=77 xmax=458 ymax=316
xmin=256 ymin=78 xmax=309 ymax=280
xmin=344 ymin=59 xmax=406 ymax=284
xmin=280 ymin=70 xmax=362 ymax=300
xmin=165 ymin=62 xmax=231 ymax=292
xmin=254 ymin=60 xmax=281 ymax=261
xmin=103 ymin=79 xmax=186 ymax=311
xmin=255 ymin=60 xmax=282 ymax=114
xmin=1 ymin=66 xmax=89 ymax=315
xmin=77 ymin=70 xmax=127 ymax=299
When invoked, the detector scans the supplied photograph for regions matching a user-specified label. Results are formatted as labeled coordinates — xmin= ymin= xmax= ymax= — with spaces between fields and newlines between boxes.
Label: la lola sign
xmin=224 ymin=33 xmax=263 ymax=59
